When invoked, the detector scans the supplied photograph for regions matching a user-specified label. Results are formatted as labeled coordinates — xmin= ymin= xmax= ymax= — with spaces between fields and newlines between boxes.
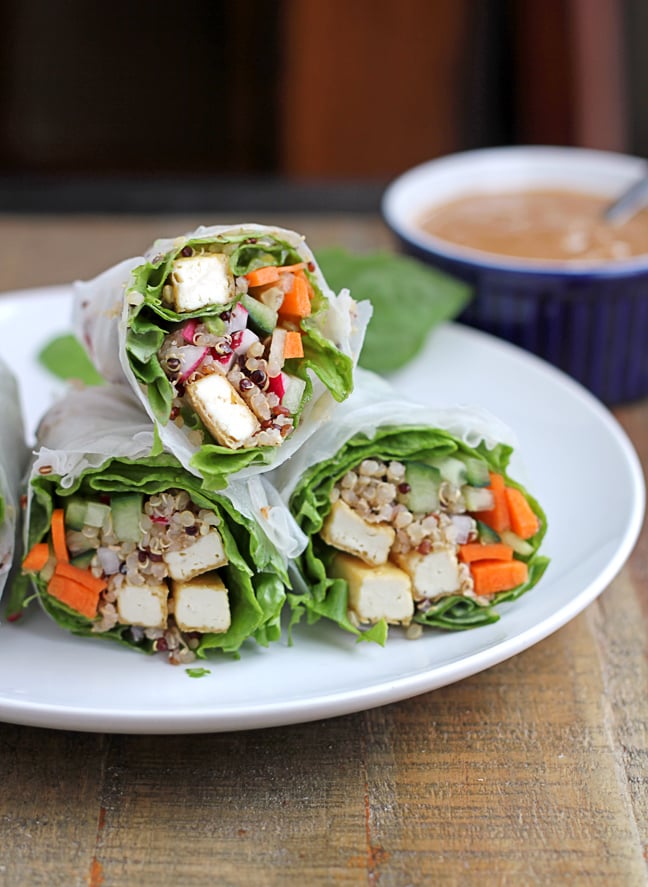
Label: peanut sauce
xmin=418 ymin=190 xmax=648 ymax=262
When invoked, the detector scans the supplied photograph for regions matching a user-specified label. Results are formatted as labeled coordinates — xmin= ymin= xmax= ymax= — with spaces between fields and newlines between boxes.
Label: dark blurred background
xmin=0 ymin=0 xmax=643 ymax=212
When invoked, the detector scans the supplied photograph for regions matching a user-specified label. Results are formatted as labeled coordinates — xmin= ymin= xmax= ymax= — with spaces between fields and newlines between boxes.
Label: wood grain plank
xmin=0 ymin=725 xmax=107 ymax=886
xmin=359 ymin=608 xmax=647 ymax=883
xmin=88 ymin=724 xmax=370 ymax=885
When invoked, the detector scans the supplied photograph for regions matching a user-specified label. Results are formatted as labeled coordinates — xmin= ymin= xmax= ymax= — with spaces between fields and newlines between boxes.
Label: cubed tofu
xmin=185 ymin=374 xmax=260 ymax=449
xmin=117 ymin=581 xmax=169 ymax=628
xmin=320 ymin=499 xmax=395 ymax=566
xmin=171 ymin=573 xmax=231 ymax=633
xmin=330 ymin=552 xmax=413 ymax=625
xmin=163 ymin=528 xmax=228 ymax=581
xmin=392 ymin=548 xmax=461 ymax=599
xmin=169 ymin=253 xmax=233 ymax=312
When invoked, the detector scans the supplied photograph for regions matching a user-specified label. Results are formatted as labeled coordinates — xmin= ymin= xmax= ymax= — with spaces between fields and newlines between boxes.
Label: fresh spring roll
xmin=74 ymin=224 xmax=371 ymax=490
xmin=271 ymin=371 xmax=549 ymax=643
xmin=20 ymin=385 xmax=304 ymax=664
xmin=0 ymin=359 xmax=28 ymax=600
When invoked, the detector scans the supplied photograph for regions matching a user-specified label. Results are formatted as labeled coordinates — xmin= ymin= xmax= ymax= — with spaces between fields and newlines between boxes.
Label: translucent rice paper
xmin=269 ymin=368 xmax=518 ymax=503
xmin=0 ymin=359 xmax=29 ymax=597
xmin=72 ymin=223 xmax=372 ymax=483
xmin=29 ymin=385 xmax=306 ymax=560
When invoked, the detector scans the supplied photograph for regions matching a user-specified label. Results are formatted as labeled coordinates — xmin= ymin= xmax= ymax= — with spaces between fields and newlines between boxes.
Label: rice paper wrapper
xmin=22 ymin=384 xmax=306 ymax=658
xmin=73 ymin=223 xmax=372 ymax=489
xmin=270 ymin=368 xmax=519 ymax=503
xmin=0 ymin=359 xmax=29 ymax=598
xmin=268 ymin=369 xmax=549 ymax=641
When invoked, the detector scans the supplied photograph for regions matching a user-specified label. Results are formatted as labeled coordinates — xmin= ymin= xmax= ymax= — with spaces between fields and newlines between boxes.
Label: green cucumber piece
xmin=64 ymin=497 xmax=89 ymax=531
xmin=85 ymin=501 xmax=111 ymax=529
xmin=240 ymin=293 xmax=278 ymax=335
xmin=71 ymin=550 xmax=96 ymax=570
xmin=397 ymin=462 xmax=441 ymax=513
xmin=463 ymin=486 xmax=494 ymax=512
xmin=476 ymin=519 xmax=500 ymax=544
xmin=461 ymin=456 xmax=490 ymax=487
xmin=111 ymin=493 xmax=143 ymax=543
xmin=204 ymin=315 xmax=227 ymax=336
xmin=430 ymin=456 xmax=467 ymax=487
xmin=500 ymin=529 xmax=534 ymax=557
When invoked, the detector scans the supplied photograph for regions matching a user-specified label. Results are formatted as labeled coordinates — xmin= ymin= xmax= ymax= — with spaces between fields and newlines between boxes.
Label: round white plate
xmin=0 ymin=287 xmax=644 ymax=734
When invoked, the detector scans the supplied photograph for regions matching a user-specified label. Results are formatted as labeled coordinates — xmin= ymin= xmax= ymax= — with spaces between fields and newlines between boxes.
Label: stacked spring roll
xmin=0 ymin=359 xmax=28 ymax=600
xmin=271 ymin=371 xmax=549 ymax=643
xmin=20 ymin=386 xmax=304 ymax=663
xmin=74 ymin=224 xmax=371 ymax=489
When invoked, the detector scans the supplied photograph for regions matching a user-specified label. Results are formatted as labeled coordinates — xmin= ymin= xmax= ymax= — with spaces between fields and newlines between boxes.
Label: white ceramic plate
xmin=0 ymin=287 xmax=644 ymax=734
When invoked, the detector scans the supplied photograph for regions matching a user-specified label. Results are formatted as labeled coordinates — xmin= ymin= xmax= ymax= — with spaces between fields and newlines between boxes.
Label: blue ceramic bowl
xmin=382 ymin=146 xmax=648 ymax=404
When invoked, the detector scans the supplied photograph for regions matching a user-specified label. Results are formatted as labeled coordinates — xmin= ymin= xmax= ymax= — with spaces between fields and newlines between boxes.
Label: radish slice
xmin=231 ymin=328 xmax=260 ymax=356
xmin=227 ymin=302 xmax=248 ymax=333
xmin=178 ymin=345 xmax=209 ymax=382
xmin=182 ymin=319 xmax=198 ymax=343
xmin=267 ymin=372 xmax=286 ymax=399
xmin=97 ymin=547 xmax=121 ymax=575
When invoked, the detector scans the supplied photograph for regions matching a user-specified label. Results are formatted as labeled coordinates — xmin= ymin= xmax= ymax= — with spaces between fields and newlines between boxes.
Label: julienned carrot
xmin=283 ymin=331 xmax=304 ymax=359
xmin=478 ymin=473 xmax=510 ymax=533
xmin=279 ymin=276 xmax=311 ymax=318
xmin=471 ymin=559 xmax=528 ymax=596
xmin=278 ymin=262 xmax=306 ymax=274
xmin=50 ymin=509 xmax=69 ymax=563
xmin=22 ymin=542 xmax=50 ymax=572
xmin=245 ymin=266 xmax=280 ymax=288
xmin=54 ymin=561 xmax=107 ymax=596
xmin=47 ymin=574 xmax=100 ymax=620
xmin=504 ymin=486 xmax=540 ymax=539
xmin=458 ymin=542 xmax=514 ymax=564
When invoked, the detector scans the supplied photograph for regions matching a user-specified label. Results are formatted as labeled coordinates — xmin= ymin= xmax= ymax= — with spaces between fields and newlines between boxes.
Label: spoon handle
xmin=604 ymin=170 xmax=648 ymax=224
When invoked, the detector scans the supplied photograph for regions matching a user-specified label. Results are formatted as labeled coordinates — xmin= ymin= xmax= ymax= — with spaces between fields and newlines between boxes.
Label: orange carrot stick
xmin=471 ymin=559 xmax=528 ymax=596
xmin=279 ymin=276 xmax=311 ymax=318
xmin=458 ymin=542 xmax=514 ymax=564
xmin=477 ymin=473 xmax=510 ymax=533
xmin=22 ymin=542 xmax=50 ymax=573
xmin=47 ymin=574 xmax=100 ymax=620
xmin=283 ymin=331 xmax=304 ymax=359
xmin=245 ymin=266 xmax=280 ymax=288
xmin=51 ymin=509 xmax=69 ymax=563
xmin=504 ymin=487 xmax=540 ymax=539
xmin=54 ymin=561 xmax=107 ymax=596
xmin=278 ymin=262 xmax=307 ymax=274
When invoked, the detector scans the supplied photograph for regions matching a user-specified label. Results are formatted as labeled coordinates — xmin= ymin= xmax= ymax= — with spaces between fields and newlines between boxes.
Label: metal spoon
xmin=603 ymin=170 xmax=648 ymax=225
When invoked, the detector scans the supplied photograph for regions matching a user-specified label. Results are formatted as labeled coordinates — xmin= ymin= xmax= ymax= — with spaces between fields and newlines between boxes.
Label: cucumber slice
xmin=85 ymin=501 xmax=111 ymax=529
xmin=500 ymin=529 xmax=534 ymax=557
xmin=64 ymin=497 xmax=88 ymax=531
xmin=430 ymin=456 xmax=467 ymax=487
xmin=463 ymin=486 xmax=494 ymax=512
xmin=476 ymin=519 xmax=500 ymax=544
xmin=397 ymin=462 xmax=441 ymax=513
xmin=71 ymin=550 xmax=96 ymax=570
xmin=461 ymin=457 xmax=490 ymax=487
xmin=204 ymin=315 xmax=227 ymax=336
xmin=111 ymin=493 xmax=143 ymax=543
xmin=239 ymin=293 xmax=278 ymax=335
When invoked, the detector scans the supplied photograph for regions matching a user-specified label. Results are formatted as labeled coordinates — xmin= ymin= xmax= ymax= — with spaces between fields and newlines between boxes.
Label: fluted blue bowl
xmin=382 ymin=146 xmax=648 ymax=404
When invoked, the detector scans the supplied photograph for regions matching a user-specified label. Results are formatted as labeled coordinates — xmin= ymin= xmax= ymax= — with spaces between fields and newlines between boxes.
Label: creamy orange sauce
xmin=418 ymin=189 xmax=648 ymax=262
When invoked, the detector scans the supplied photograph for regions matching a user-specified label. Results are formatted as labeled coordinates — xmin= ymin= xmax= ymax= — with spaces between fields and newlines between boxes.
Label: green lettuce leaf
xmin=315 ymin=248 xmax=472 ymax=373
xmin=288 ymin=424 xmax=547 ymax=641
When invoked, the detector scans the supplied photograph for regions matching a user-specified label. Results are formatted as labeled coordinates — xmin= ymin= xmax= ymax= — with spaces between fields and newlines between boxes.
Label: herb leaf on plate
xmin=38 ymin=334 xmax=103 ymax=386
xmin=316 ymin=248 xmax=472 ymax=373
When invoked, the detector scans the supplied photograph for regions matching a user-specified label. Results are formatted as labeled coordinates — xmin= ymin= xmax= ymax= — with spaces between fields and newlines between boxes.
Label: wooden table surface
xmin=0 ymin=215 xmax=646 ymax=886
